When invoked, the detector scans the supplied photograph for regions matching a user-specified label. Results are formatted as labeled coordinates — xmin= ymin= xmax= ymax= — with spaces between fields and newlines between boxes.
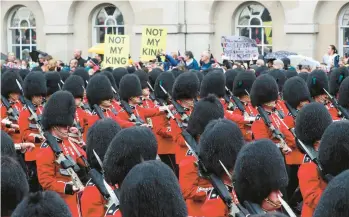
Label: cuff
xmin=64 ymin=183 xmax=75 ymax=195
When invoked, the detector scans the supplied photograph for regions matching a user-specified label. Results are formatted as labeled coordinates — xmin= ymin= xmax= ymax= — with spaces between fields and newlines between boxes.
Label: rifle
xmin=43 ymin=131 xmax=84 ymax=190
xmin=323 ymin=88 xmax=349 ymax=119
xmin=147 ymin=81 xmax=157 ymax=102
xmin=120 ymin=100 xmax=144 ymax=125
xmin=256 ymin=106 xmax=292 ymax=154
xmin=1 ymin=95 xmax=19 ymax=121
xmin=224 ymin=87 xmax=238 ymax=111
xmin=93 ymin=104 xmax=105 ymax=119
xmin=285 ymin=102 xmax=298 ymax=118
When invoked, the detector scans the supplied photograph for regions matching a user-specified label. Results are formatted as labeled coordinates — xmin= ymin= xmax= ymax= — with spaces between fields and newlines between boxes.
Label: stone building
xmin=1 ymin=0 xmax=349 ymax=63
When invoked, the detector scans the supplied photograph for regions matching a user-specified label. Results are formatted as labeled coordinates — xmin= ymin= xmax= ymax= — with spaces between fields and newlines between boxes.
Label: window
xmin=235 ymin=3 xmax=272 ymax=55
xmin=92 ymin=5 xmax=125 ymax=44
xmin=339 ymin=5 xmax=349 ymax=56
xmin=7 ymin=6 xmax=37 ymax=60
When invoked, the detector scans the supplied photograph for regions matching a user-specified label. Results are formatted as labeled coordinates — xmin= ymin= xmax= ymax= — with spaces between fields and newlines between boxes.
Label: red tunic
xmin=36 ymin=137 xmax=87 ymax=217
xmin=18 ymin=105 xmax=44 ymax=161
xmin=1 ymin=100 xmax=23 ymax=143
xmin=118 ymin=104 xmax=162 ymax=124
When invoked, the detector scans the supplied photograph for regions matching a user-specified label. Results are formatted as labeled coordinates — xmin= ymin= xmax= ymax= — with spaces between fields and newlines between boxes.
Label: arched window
xmin=92 ymin=5 xmax=125 ymax=44
xmin=235 ymin=3 xmax=272 ymax=55
xmin=8 ymin=6 xmax=37 ymax=60
xmin=339 ymin=5 xmax=349 ymax=56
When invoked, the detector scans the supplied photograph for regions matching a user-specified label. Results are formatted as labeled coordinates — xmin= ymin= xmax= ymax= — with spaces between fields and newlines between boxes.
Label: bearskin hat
xmin=119 ymin=74 xmax=143 ymax=101
xmin=104 ymin=67 xmax=113 ymax=72
xmin=187 ymin=95 xmax=224 ymax=138
xmin=233 ymin=71 xmax=256 ymax=97
xmin=149 ymin=68 xmax=163 ymax=87
xmin=234 ymin=139 xmax=288 ymax=204
xmin=18 ymin=69 xmax=30 ymax=80
xmin=199 ymin=70 xmax=226 ymax=98
xmin=103 ymin=126 xmax=158 ymax=186
xmin=313 ymin=170 xmax=349 ymax=217
xmin=255 ymin=66 xmax=269 ymax=77
xmin=86 ymin=118 xmax=121 ymax=171
xmin=329 ymin=66 xmax=349 ymax=96
xmin=285 ymin=69 xmax=298 ymax=79
xmin=111 ymin=67 xmax=128 ymax=88
xmin=45 ymin=71 xmax=61 ymax=96
xmin=191 ymin=70 xmax=204 ymax=85
xmin=11 ymin=191 xmax=72 ymax=217
xmin=172 ymin=72 xmax=200 ymax=100
xmin=73 ymin=67 xmax=89 ymax=87
xmin=268 ymin=69 xmax=287 ymax=92
xmin=1 ymin=130 xmax=16 ymax=157
xmin=134 ymin=69 xmax=149 ymax=89
xmin=1 ymin=69 xmax=23 ymax=98
xmin=198 ymin=119 xmax=244 ymax=177
xmin=120 ymin=160 xmax=187 ymax=217
xmin=126 ymin=66 xmax=136 ymax=74
xmin=338 ymin=77 xmax=349 ymax=108
xmin=23 ymin=72 xmax=47 ymax=99
xmin=101 ymin=71 xmax=117 ymax=91
xmin=86 ymin=74 xmax=113 ymax=107
xmin=41 ymin=91 xmax=76 ymax=130
xmin=59 ymin=70 xmax=70 ymax=82
xmin=62 ymin=75 xmax=84 ymax=98
xmin=318 ymin=121 xmax=349 ymax=177
xmin=283 ymin=76 xmax=311 ymax=109
xmin=1 ymin=156 xmax=29 ymax=216
xmin=295 ymin=102 xmax=332 ymax=144
xmin=250 ymin=74 xmax=279 ymax=107
xmin=298 ymin=72 xmax=309 ymax=81
xmin=154 ymin=72 xmax=175 ymax=100
xmin=225 ymin=69 xmax=241 ymax=92
xmin=171 ymin=68 xmax=184 ymax=78
xmin=307 ymin=69 xmax=329 ymax=97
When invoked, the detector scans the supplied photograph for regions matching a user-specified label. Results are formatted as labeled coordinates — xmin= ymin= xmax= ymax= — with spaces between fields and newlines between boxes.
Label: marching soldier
xmin=148 ymin=67 xmax=163 ymax=87
xmin=72 ymin=67 xmax=90 ymax=104
xmin=234 ymin=139 xmax=289 ymax=214
xmin=111 ymin=67 xmax=128 ymax=89
xmin=338 ymin=76 xmax=349 ymax=110
xmin=119 ymin=160 xmax=188 ymax=217
xmin=100 ymin=71 xmax=122 ymax=112
xmin=18 ymin=72 xmax=47 ymax=192
xmin=134 ymin=69 xmax=155 ymax=108
xmin=268 ymin=69 xmax=288 ymax=119
xmin=295 ymin=102 xmax=333 ymax=217
xmin=80 ymin=118 xmax=121 ymax=217
xmin=225 ymin=69 xmax=241 ymax=93
xmin=1 ymin=70 xmax=24 ymax=143
xmin=45 ymin=71 xmax=62 ymax=99
xmin=36 ymin=91 xmax=87 ymax=217
xmin=328 ymin=66 xmax=348 ymax=97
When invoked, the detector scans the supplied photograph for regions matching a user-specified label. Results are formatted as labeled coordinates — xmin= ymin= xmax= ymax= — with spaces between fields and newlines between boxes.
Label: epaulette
xmin=40 ymin=142 xmax=49 ymax=148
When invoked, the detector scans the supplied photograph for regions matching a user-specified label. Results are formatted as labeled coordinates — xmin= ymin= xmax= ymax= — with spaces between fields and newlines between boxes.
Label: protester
xmin=273 ymin=59 xmax=284 ymax=70
xmin=74 ymin=49 xmax=87 ymax=67
xmin=184 ymin=51 xmax=200 ymax=70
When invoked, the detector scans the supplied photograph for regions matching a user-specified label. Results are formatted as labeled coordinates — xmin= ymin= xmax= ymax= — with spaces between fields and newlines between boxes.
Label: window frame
xmin=7 ymin=6 xmax=37 ymax=60
xmin=235 ymin=3 xmax=272 ymax=55
xmin=339 ymin=4 xmax=349 ymax=56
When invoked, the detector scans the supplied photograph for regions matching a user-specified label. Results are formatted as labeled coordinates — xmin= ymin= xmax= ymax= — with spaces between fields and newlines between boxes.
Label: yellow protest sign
xmin=104 ymin=34 xmax=129 ymax=68
xmin=140 ymin=26 xmax=167 ymax=61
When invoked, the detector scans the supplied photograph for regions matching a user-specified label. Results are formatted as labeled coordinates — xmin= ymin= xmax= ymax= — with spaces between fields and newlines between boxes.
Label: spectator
xmin=160 ymin=51 xmax=178 ymax=71
xmin=256 ymin=59 xmax=265 ymax=67
xmin=69 ymin=59 xmax=78 ymax=72
xmin=21 ymin=60 xmax=29 ymax=69
xmin=73 ymin=49 xmax=87 ymax=67
xmin=85 ymin=58 xmax=100 ymax=75
xmin=184 ymin=51 xmax=200 ymax=70
xmin=41 ymin=56 xmax=50 ymax=72
xmin=273 ymin=59 xmax=284 ymax=70
xmin=200 ymin=51 xmax=213 ymax=70
xmin=95 ymin=54 xmax=103 ymax=66
xmin=323 ymin=45 xmax=339 ymax=71
xmin=48 ymin=59 xmax=57 ymax=71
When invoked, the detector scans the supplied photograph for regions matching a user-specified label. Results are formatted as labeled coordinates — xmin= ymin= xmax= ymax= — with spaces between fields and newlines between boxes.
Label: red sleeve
xmin=1 ymin=105 xmax=12 ymax=134
xmin=153 ymin=115 xmax=172 ymax=138
xmin=80 ymin=186 xmax=106 ymax=217
xmin=225 ymin=111 xmax=247 ymax=125
xmin=170 ymin=118 xmax=186 ymax=148
xmin=113 ymin=115 xmax=135 ymax=128
xmin=36 ymin=147 xmax=66 ymax=193
xmin=140 ymin=107 xmax=162 ymax=118
xmin=283 ymin=115 xmax=295 ymax=129
xmin=19 ymin=109 xmax=36 ymax=143
xmin=251 ymin=119 xmax=271 ymax=139
xmin=328 ymin=107 xmax=340 ymax=120
xmin=298 ymin=163 xmax=324 ymax=210
xmin=201 ymin=192 xmax=227 ymax=217
xmin=279 ymin=121 xmax=296 ymax=148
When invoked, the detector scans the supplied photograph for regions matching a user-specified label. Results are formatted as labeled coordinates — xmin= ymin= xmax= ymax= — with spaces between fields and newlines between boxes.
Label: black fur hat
xmin=86 ymin=74 xmax=113 ymax=107
xmin=225 ymin=69 xmax=241 ymax=92
xmin=250 ymin=74 xmax=279 ymax=107
xmin=307 ymin=69 xmax=329 ymax=97
xmin=134 ymin=69 xmax=149 ymax=89
xmin=338 ymin=77 xmax=349 ymax=108
xmin=111 ymin=67 xmax=128 ymax=88
xmin=283 ymin=76 xmax=311 ymax=109
xmin=234 ymin=139 xmax=288 ymax=204
xmin=11 ymin=191 xmax=72 ymax=217
xmin=1 ymin=156 xmax=29 ymax=216
xmin=200 ymin=70 xmax=226 ymax=98
xmin=255 ymin=66 xmax=269 ymax=77
xmin=62 ymin=75 xmax=84 ymax=98
xmin=171 ymin=68 xmax=184 ymax=78
xmin=285 ymin=69 xmax=298 ymax=79
xmin=23 ymin=72 xmax=47 ymax=99
xmin=191 ymin=70 xmax=204 ymax=86
xmin=126 ymin=66 xmax=136 ymax=74
xmin=295 ymin=102 xmax=332 ymax=144
xmin=119 ymin=74 xmax=142 ymax=101
xmin=120 ymin=160 xmax=187 ymax=217
xmin=103 ymin=126 xmax=158 ymax=186
xmin=59 ymin=70 xmax=70 ymax=82
xmin=45 ymin=71 xmax=62 ymax=96
xmin=86 ymin=118 xmax=121 ymax=171
xmin=268 ymin=69 xmax=287 ymax=92
xmin=298 ymin=72 xmax=309 ymax=81
xmin=187 ymin=94 xmax=224 ymax=138
xmin=73 ymin=67 xmax=89 ymax=87
xmin=101 ymin=71 xmax=117 ymax=91
xmin=154 ymin=72 xmax=175 ymax=100
xmin=1 ymin=69 xmax=23 ymax=98
xmin=1 ymin=130 xmax=16 ymax=157
xmin=41 ymin=91 xmax=76 ymax=130
xmin=18 ymin=69 xmax=30 ymax=80
xmin=149 ymin=68 xmax=163 ymax=87
xmin=319 ymin=121 xmax=349 ymax=177
xmin=172 ymin=72 xmax=200 ymax=100
xmin=198 ymin=119 xmax=244 ymax=177
xmin=329 ymin=66 xmax=349 ymax=96
xmin=233 ymin=71 xmax=256 ymax=97
xmin=313 ymin=170 xmax=349 ymax=217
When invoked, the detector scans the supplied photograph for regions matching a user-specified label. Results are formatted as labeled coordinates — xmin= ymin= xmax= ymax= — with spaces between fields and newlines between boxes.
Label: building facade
xmin=1 ymin=0 xmax=349 ymax=63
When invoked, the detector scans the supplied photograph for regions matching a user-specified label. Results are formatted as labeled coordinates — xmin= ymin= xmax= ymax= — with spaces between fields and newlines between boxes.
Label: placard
xmin=221 ymin=36 xmax=259 ymax=61
xmin=140 ymin=26 xmax=167 ymax=61
xmin=104 ymin=34 xmax=129 ymax=68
